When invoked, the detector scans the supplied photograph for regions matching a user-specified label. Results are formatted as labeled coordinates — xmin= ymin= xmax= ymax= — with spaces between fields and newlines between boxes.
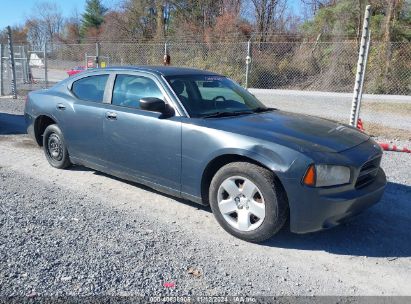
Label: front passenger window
xmin=112 ymin=75 xmax=164 ymax=109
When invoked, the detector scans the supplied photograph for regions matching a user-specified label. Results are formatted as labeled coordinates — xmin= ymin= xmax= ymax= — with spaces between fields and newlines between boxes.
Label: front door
xmin=103 ymin=73 xmax=182 ymax=192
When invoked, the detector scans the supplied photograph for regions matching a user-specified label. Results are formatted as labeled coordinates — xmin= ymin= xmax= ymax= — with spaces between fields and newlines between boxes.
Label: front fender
xmin=180 ymin=121 xmax=308 ymax=199
xmin=199 ymin=146 xmax=292 ymax=175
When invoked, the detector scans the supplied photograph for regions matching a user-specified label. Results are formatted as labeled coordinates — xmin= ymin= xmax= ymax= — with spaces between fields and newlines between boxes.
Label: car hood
xmin=203 ymin=110 xmax=370 ymax=153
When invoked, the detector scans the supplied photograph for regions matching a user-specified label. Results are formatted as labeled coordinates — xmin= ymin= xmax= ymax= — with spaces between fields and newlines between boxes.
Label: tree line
xmin=1 ymin=0 xmax=410 ymax=47
xmin=0 ymin=0 xmax=409 ymax=95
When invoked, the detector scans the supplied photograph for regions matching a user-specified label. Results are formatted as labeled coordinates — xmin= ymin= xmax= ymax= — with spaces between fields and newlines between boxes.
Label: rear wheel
xmin=43 ymin=124 xmax=71 ymax=169
xmin=209 ymin=162 xmax=288 ymax=242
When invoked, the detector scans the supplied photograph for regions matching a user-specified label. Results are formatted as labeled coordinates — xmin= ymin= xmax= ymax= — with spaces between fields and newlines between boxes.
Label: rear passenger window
xmin=72 ymin=75 xmax=109 ymax=102
xmin=112 ymin=74 xmax=164 ymax=109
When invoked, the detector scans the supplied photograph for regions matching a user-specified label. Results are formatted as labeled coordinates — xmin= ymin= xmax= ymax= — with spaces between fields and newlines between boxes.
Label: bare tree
xmin=61 ymin=9 xmax=82 ymax=43
xmin=26 ymin=18 xmax=47 ymax=49
xmin=220 ymin=0 xmax=243 ymax=15
xmin=251 ymin=0 xmax=289 ymax=43
xmin=381 ymin=0 xmax=403 ymax=82
xmin=300 ymin=0 xmax=336 ymax=15
xmin=26 ymin=1 xmax=64 ymax=48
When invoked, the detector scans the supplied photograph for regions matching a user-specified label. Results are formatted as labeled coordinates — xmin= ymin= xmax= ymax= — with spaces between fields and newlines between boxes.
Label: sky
xmin=0 ymin=0 xmax=303 ymax=30
xmin=0 ymin=0 xmax=88 ymax=29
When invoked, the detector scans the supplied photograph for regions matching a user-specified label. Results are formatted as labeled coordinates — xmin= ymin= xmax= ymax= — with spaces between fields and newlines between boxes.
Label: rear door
xmin=62 ymin=73 xmax=111 ymax=166
xmin=102 ymin=72 xmax=182 ymax=192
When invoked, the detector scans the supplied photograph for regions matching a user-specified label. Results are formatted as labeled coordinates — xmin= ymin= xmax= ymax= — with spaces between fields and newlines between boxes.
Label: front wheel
xmin=209 ymin=162 xmax=288 ymax=243
xmin=43 ymin=124 xmax=71 ymax=169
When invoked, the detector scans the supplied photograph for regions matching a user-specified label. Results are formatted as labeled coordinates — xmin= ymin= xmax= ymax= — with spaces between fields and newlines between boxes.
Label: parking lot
xmin=0 ymin=96 xmax=410 ymax=297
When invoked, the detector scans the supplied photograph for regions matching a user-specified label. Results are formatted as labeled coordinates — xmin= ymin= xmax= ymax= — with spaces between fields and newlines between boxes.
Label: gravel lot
xmin=0 ymin=97 xmax=410 ymax=298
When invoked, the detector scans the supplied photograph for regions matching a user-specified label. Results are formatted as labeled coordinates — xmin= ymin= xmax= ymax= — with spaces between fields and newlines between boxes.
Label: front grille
xmin=355 ymin=156 xmax=381 ymax=189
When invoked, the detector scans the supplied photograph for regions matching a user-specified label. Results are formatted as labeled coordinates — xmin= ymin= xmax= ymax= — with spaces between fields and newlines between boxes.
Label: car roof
xmin=101 ymin=65 xmax=222 ymax=77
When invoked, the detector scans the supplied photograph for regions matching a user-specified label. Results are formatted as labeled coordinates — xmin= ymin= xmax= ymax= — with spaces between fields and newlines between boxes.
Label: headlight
xmin=303 ymin=164 xmax=351 ymax=187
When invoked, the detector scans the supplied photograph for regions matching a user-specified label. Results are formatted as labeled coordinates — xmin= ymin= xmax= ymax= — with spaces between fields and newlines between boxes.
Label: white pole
xmin=354 ymin=29 xmax=371 ymax=126
xmin=0 ymin=44 xmax=3 ymax=96
xmin=349 ymin=5 xmax=371 ymax=126
xmin=245 ymin=40 xmax=252 ymax=88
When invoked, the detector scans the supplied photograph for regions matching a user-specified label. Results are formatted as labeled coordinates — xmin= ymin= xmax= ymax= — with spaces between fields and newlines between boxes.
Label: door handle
xmin=105 ymin=112 xmax=117 ymax=120
xmin=56 ymin=103 xmax=66 ymax=110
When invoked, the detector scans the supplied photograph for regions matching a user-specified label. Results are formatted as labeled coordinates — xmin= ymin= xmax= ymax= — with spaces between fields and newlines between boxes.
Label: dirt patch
xmin=362 ymin=102 xmax=411 ymax=116
xmin=363 ymin=122 xmax=411 ymax=142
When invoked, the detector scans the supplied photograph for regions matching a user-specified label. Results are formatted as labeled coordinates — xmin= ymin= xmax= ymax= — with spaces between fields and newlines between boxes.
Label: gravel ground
xmin=0 ymin=96 xmax=411 ymax=298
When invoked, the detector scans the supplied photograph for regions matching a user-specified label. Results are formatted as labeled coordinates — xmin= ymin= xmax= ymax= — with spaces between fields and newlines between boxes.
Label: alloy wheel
xmin=217 ymin=176 xmax=266 ymax=232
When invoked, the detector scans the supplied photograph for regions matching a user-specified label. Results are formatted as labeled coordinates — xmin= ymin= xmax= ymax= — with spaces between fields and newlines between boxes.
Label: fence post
xmin=23 ymin=46 xmax=30 ymax=83
xmin=21 ymin=46 xmax=27 ymax=83
xmin=163 ymin=41 xmax=170 ymax=65
xmin=7 ymin=26 xmax=17 ymax=99
xmin=96 ymin=42 xmax=100 ymax=68
xmin=44 ymin=42 xmax=48 ymax=88
xmin=0 ymin=44 xmax=3 ymax=96
xmin=349 ymin=5 xmax=371 ymax=127
xmin=245 ymin=40 xmax=252 ymax=88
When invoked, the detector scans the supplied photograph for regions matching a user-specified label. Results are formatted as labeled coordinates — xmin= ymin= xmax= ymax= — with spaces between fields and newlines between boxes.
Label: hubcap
xmin=217 ymin=176 xmax=266 ymax=232
xmin=47 ymin=133 xmax=63 ymax=161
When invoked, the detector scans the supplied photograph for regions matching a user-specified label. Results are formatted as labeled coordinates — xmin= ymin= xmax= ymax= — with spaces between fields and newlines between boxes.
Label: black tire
xmin=43 ymin=124 xmax=71 ymax=169
xmin=209 ymin=162 xmax=288 ymax=243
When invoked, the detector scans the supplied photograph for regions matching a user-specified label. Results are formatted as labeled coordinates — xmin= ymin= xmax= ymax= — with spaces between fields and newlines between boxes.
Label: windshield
xmin=165 ymin=75 xmax=268 ymax=118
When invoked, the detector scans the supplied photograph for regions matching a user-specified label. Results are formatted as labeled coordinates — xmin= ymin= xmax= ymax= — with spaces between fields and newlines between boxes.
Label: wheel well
xmin=34 ymin=115 xmax=56 ymax=146
xmin=200 ymin=154 xmax=288 ymax=207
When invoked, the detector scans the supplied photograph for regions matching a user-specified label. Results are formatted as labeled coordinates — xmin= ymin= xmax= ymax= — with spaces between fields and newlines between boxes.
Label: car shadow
xmin=0 ymin=113 xmax=26 ymax=135
xmin=70 ymin=165 xmax=210 ymax=212
xmin=262 ymin=181 xmax=411 ymax=258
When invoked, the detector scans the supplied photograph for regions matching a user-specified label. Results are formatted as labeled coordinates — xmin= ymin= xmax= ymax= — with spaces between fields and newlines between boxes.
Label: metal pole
xmin=0 ymin=44 xmax=3 ymax=96
xmin=354 ymin=30 xmax=371 ymax=126
xmin=44 ymin=42 xmax=48 ymax=88
xmin=17 ymin=46 xmax=24 ymax=83
xmin=163 ymin=41 xmax=170 ymax=65
xmin=349 ymin=5 xmax=371 ymax=126
xmin=26 ymin=48 xmax=31 ymax=83
xmin=95 ymin=42 xmax=100 ymax=68
xmin=7 ymin=26 xmax=17 ymax=99
xmin=22 ymin=45 xmax=28 ymax=83
xmin=245 ymin=40 xmax=252 ymax=89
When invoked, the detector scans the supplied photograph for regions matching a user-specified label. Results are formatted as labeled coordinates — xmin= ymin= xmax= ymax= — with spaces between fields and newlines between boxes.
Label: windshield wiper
xmin=201 ymin=110 xmax=254 ymax=118
xmin=253 ymin=107 xmax=277 ymax=113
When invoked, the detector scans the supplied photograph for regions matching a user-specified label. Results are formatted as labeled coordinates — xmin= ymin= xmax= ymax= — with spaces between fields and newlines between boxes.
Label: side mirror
xmin=140 ymin=97 xmax=166 ymax=113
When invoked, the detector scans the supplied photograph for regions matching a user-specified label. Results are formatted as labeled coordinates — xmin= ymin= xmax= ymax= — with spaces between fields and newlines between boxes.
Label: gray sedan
xmin=25 ymin=66 xmax=386 ymax=242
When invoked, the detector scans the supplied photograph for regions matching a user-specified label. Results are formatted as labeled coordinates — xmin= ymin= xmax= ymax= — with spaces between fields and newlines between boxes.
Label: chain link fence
xmin=2 ymin=40 xmax=407 ymax=95
xmin=0 ymin=44 xmax=31 ymax=95
xmin=1 ymin=40 xmax=410 ymax=140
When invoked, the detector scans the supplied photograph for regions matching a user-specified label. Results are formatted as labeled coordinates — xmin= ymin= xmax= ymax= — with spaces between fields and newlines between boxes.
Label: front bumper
xmin=287 ymin=167 xmax=386 ymax=233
